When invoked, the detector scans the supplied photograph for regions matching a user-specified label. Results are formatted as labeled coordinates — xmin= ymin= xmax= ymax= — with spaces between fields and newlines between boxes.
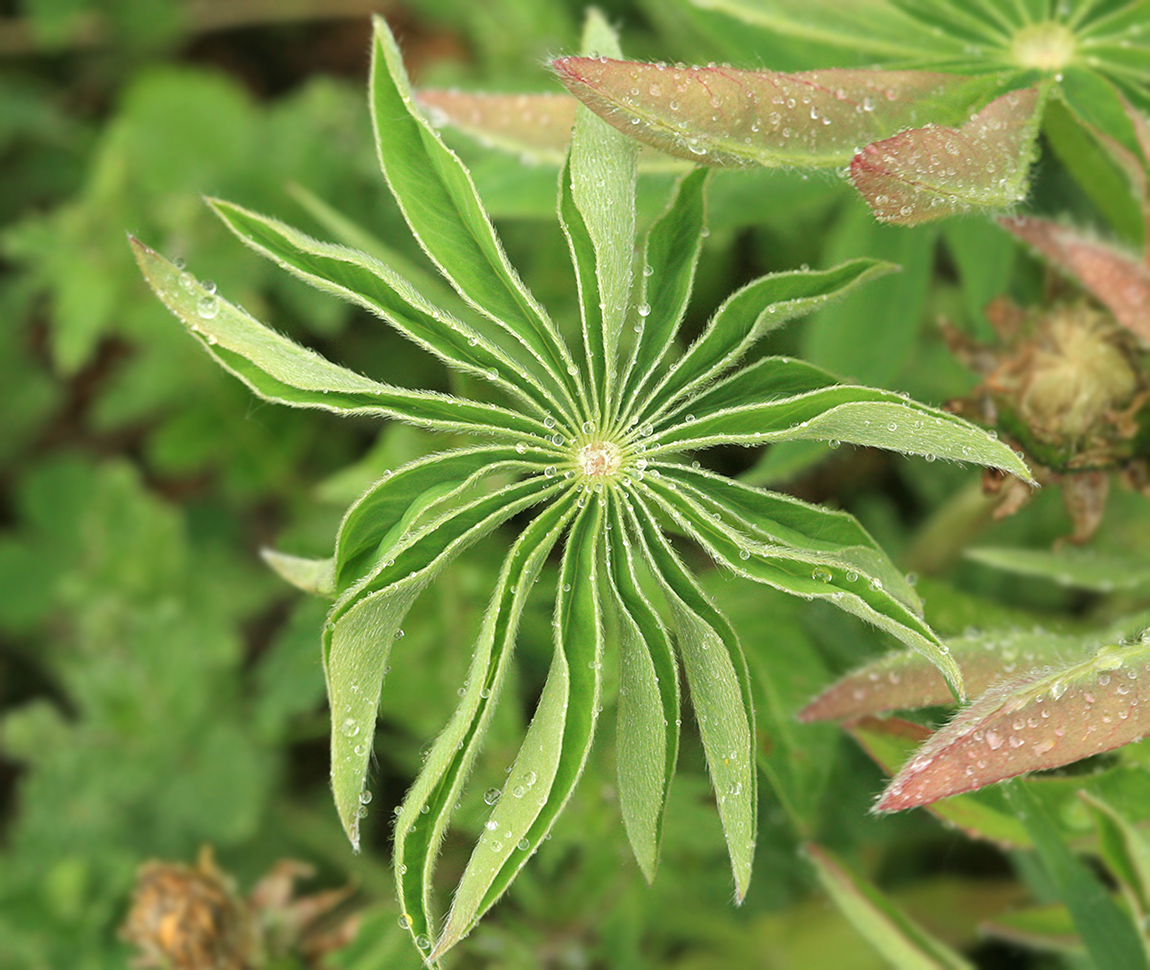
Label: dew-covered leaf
xmin=800 ymin=624 xmax=1104 ymax=722
xmin=851 ymin=86 xmax=1046 ymax=225
xmin=432 ymin=498 xmax=604 ymax=957
xmin=368 ymin=15 xmax=582 ymax=419
xmin=876 ymin=639 xmax=1150 ymax=813
xmin=415 ymin=90 xmax=685 ymax=172
xmin=325 ymin=475 xmax=564 ymax=849
xmin=806 ymin=843 xmax=975 ymax=970
xmin=998 ymin=215 xmax=1150 ymax=341
xmin=634 ymin=258 xmax=897 ymax=427
xmin=208 ymin=198 xmax=565 ymax=418
xmin=649 ymin=385 xmax=1036 ymax=486
xmin=130 ymin=237 xmax=543 ymax=438
xmin=626 ymin=492 xmax=757 ymax=900
xmin=604 ymin=494 xmax=679 ymax=882
xmin=553 ymin=56 xmax=1007 ymax=169
xmin=391 ymin=496 xmax=578 ymax=956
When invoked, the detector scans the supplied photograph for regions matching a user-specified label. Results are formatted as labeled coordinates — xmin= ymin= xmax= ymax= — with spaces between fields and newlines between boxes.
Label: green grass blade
xmin=392 ymin=495 xmax=579 ymax=957
xmin=1006 ymin=782 xmax=1150 ymax=970
xmin=633 ymin=259 xmax=896 ymax=430
xmin=130 ymin=236 xmax=548 ymax=439
xmin=616 ymin=168 xmax=709 ymax=421
xmin=604 ymin=492 xmax=680 ymax=882
xmin=433 ymin=497 xmax=604 ymax=957
xmin=209 ymin=199 xmax=567 ymax=418
xmin=806 ymin=844 xmax=975 ymax=970
xmin=625 ymin=491 xmax=757 ymax=900
xmin=368 ymin=15 xmax=583 ymax=422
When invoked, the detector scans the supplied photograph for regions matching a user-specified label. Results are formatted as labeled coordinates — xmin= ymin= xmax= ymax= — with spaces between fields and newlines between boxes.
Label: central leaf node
xmin=1011 ymin=21 xmax=1076 ymax=70
xmin=577 ymin=440 xmax=622 ymax=477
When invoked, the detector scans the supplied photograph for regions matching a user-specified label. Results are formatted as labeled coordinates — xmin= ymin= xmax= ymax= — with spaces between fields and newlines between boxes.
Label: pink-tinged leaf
xmin=415 ymin=89 xmax=686 ymax=172
xmin=800 ymin=627 xmax=1074 ymax=723
xmin=552 ymin=56 xmax=1004 ymax=169
xmin=416 ymin=90 xmax=577 ymax=164
xmin=851 ymin=87 xmax=1045 ymax=225
xmin=875 ymin=640 xmax=1150 ymax=812
xmin=999 ymin=216 xmax=1150 ymax=341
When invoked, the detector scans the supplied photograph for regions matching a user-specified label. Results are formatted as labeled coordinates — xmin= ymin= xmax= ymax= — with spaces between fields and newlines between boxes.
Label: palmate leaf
xmin=132 ymin=12 xmax=1036 ymax=962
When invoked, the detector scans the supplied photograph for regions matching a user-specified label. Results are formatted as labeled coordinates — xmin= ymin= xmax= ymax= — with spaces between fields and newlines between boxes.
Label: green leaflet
xmin=616 ymin=167 xmax=709 ymax=417
xmin=604 ymin=493 xmax=680 ymax=881
xmin=432 ymin=497 xmax=604 ymax=957
xmin=393 ymin=493 xmax=579 ymax=955
xmin=631 ymin=259 xmax=898 ymax=429
xmin=129 ymin=237 xmax=542 ymax=439
xmin=626 ymin=492 xmax=757 ymax=900
xmin=208 ymin=199 xmax=566 ymax=419
xmin=367 ymin=15 xmax=583 ymax=421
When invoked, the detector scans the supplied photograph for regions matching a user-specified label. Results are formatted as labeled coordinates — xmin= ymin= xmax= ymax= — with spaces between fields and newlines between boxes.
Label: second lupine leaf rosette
xmin=131 ymin=13 xmax=1033 ymax=963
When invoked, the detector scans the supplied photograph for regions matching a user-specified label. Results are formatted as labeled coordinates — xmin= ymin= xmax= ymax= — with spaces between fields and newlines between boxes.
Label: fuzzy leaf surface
xmin=552 ymin=57 xmax=1008 ymax=169
xmin=876 ymin=639 xmax=1150 ymax=812
xmin=851 ymin=86 xmax=1045 ymax=224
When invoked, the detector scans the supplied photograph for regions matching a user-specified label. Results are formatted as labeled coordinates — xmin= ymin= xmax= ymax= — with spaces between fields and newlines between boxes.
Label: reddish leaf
xmin=799 ymin=627 xmax=1072 ymax=723
xmin=552 ymin=56 xmax=1001 ymax=169
xmin=999 ymin=216 xmax=1150 ymax=341
xmin=416 ymin=90 xmax=577 ymax=164
xmin=851 ymin=87 xmax=1045 ymax=225
xmin=875 ymin=641 xmax=1150 ymax=812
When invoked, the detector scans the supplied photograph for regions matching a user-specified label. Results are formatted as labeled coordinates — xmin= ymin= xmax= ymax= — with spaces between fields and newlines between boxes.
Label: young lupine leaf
xmin=800 ymin=624 xmax=1101 ymax=721
xmin=806 ymin=843 xmax=975 ymax=970
xmin=432 ymin=498 xmax=604 ymax=958
xmin=260 ymin=549 xmax=336 ymax=597
xmin=850 ymin=86 xmax=1046 ymax=224
xmin=551 ymin=56 xmax=1011 ymax=169
xmin=603 ymin=494 xmax=680 ymax=883
xmin=632 ymin=258 xmax=898 ymax=426
xmin=999 ymin=215 xmax=1150 ymax=342
xmin=208 ymin=199 xmax=566 ymax=418
xmin=415 ymin=89 xmax=685 ymax=171
xmin=1005 ymin=782 xmax=1150 ymax=970
xmin=850 ymin=716 xmax=1150 ymax=850
xmin=368 ymin=15 xmax=584 ymax=420
xmin=626 ymin=495 xmax=757 ymax=901
xmin=133 ymin=13 xmax=1057 ymax=962
xmin=876 ymin=638 xmax=1150 ymax=813
xmin=129 ymin=237 xmax=543 ymax=438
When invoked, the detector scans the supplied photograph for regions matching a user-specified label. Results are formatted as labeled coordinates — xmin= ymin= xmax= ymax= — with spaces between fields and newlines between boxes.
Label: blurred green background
xmin=0 ymin=1 xmax=1130 ymax=967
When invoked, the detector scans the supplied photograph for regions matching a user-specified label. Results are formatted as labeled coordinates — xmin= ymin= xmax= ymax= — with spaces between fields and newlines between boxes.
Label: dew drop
xmin=484 ymin=788 xmax=501 ymax=806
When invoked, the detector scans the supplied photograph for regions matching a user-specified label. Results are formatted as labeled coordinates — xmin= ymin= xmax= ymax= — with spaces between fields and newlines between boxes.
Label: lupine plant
xmin=132 ymin=12 xmax=1035 ymax=963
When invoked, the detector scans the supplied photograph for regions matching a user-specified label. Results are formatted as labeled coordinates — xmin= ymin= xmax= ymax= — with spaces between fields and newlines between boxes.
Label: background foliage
xmin=1 ymin=1 xmax=1148 ymax=968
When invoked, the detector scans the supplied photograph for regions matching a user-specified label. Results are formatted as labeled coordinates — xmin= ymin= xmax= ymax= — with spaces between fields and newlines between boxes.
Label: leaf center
xmin=1011 ymin=21 xmax=1077 ymax=71
xmin=577 ymin=440 xmax=623 ymax=477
